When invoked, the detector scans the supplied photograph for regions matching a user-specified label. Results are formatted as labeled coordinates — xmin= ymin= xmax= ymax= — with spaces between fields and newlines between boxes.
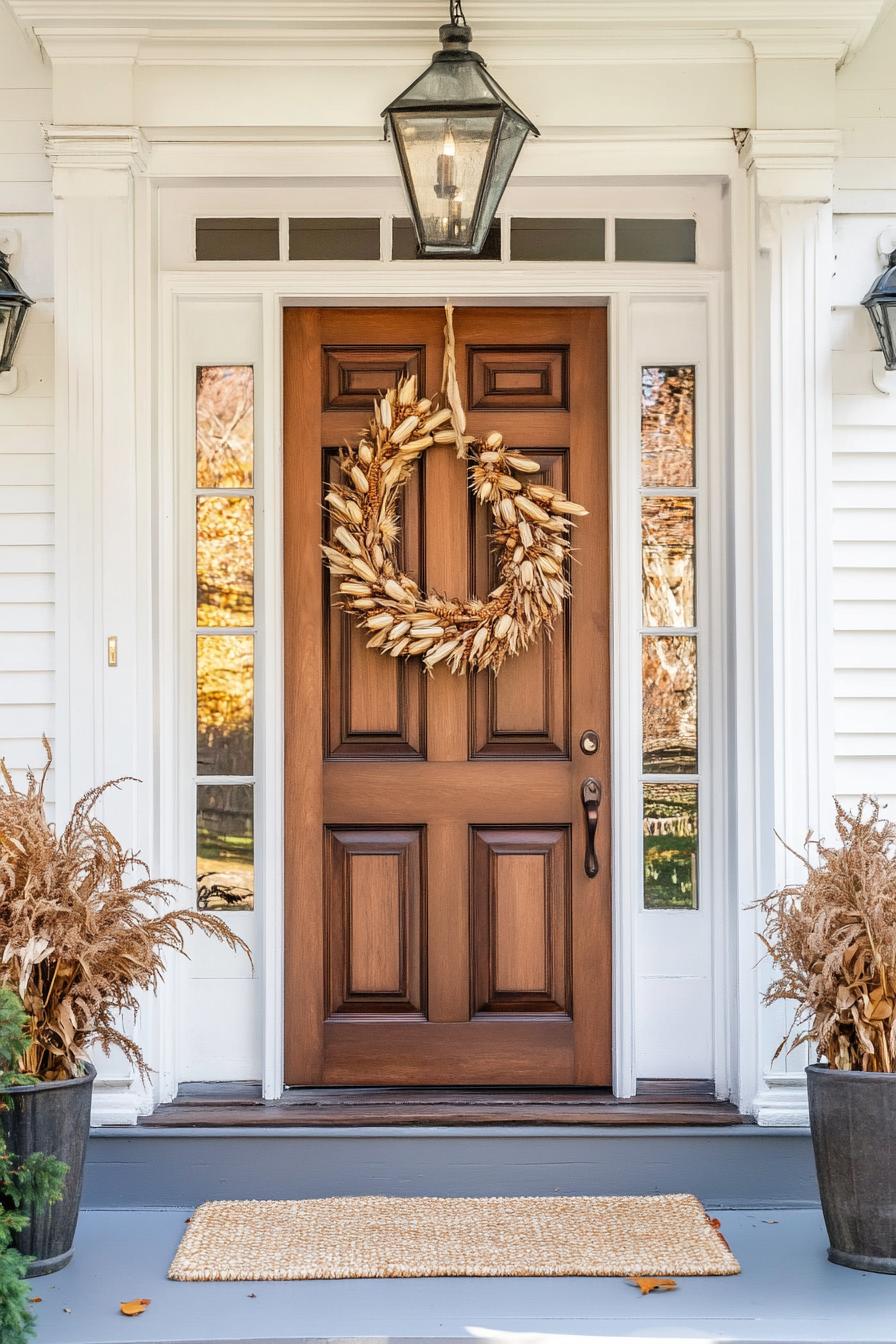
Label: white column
xmin=737 ymin=130 xmax=838 ymax=1125
xmin=47 ymin=127 xmax=155 ymax=1123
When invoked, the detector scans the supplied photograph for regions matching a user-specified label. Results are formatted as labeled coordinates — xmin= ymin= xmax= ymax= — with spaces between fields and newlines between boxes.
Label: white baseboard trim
xmin=753 ymin=1073 xmax=810 ymax=1128
xmin=90 ymin=1080 xmax=154 ymax=1127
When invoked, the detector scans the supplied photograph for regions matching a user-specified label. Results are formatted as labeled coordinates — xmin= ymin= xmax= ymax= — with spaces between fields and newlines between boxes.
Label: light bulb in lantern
xmin=435 ymin=124 xmax=457 ymax=198
xmin=449 ymin=192 xmax=464 ymax=240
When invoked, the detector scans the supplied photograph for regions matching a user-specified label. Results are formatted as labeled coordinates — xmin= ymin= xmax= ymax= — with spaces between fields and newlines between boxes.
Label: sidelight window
xmin=194 ymin=365 xmax=256 ymax=911
xmin=640 ymin=366 xmax=698 ymax=910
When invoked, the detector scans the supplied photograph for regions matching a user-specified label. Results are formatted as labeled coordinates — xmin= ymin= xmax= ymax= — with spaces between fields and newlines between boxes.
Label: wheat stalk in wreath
xmin=322 ymin=321 xmax=587 ymax=676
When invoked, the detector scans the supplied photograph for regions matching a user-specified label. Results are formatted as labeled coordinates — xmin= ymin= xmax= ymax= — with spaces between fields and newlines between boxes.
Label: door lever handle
xmin=581 ymin=777 xmax=601 ymax=878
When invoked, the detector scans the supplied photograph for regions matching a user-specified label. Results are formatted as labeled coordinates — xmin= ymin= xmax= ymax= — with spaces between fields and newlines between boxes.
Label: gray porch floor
xmin=31 ymin=1206 xmax=896 ymax=1344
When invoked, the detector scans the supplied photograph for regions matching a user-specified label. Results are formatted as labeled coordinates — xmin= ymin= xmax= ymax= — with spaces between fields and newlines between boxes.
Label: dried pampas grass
xmin=0 ymin=740 xmax=250 ymax=1081
xmin=322 ymin=374 xmax=587 ymax=676
xmin=754 ymin=797 xmax=896 ymax=1072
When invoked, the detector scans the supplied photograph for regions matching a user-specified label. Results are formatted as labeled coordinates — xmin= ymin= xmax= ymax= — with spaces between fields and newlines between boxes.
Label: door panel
xmin=324 ymin=449 xmax=426 ymax=759
xmin=325 ymin=826 xmax=425 ymax=1017
xmin=284 ymin=306 xmax=610 ymax=1086
xmin=471 ymin=826 xmax=570 ymax=1016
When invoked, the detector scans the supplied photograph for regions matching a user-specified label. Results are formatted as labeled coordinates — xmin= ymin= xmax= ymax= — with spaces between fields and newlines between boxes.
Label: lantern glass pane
xmin=873 ymin=300 xmax=896 ymax=369
xmin=392 ymin=110 xmax=499 ymax=250
xmin=470 ymin=108 xmax=529 ymax=252
xmin=0 ymin=306 xmax=11 ymax=369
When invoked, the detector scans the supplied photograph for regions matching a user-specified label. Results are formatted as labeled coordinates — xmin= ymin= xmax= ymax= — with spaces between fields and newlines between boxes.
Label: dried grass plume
xmin=0 ymin=739 xmax=250 ymax=1081
xmin=754 ymin=797 xmax=896 ymax=1072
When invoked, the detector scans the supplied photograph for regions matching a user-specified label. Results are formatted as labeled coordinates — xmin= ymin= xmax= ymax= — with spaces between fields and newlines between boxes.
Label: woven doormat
xmin=168 ymin=1193 xmax=739 ymax=1282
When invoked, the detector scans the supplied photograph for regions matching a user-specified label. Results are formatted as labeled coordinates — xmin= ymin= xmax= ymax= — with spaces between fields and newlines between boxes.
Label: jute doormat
xmin=168 ymin=1193 xmax=740 ymax=1282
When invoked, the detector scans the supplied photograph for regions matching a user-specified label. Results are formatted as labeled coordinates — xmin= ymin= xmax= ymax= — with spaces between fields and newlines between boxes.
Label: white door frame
xmin=157 ymin=260 xmax=731 ymax=1105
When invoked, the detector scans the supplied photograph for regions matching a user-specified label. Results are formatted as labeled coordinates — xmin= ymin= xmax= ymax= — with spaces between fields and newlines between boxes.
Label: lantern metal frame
xmin=381 ymin=2 xmax=539 ymax=257
xmin=0 ymin=244 xmax=34 ymax=394
xmin=862 ymin=247 xmax=896 ymax=375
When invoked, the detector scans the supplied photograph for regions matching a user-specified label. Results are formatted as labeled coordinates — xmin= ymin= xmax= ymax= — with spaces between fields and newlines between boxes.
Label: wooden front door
xmin=284 ymin=306 xmax=610 ymax=1085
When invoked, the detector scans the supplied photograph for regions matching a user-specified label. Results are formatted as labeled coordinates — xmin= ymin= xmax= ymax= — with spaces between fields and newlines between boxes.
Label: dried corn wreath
xmin=322 ymin=308 xmax=587 ymax=675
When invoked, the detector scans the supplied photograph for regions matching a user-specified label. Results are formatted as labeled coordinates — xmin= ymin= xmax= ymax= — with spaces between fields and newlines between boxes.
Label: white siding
xmin=0 ymin=2 xmax=53 ymax=798
xmin=833 ymin=10 xmax=896 ymax=813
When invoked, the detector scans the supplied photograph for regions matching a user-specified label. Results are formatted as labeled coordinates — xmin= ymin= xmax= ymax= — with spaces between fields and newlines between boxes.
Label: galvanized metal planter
xmin=807 ymin=1062 xmax=896 ymax=1274
xmin=1 ymin=1063 xmax=95 ymax=1276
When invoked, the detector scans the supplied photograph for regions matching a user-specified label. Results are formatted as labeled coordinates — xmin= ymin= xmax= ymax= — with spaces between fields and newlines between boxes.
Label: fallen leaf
xmin=628 ymin=1277 xmax=677 ymax=1295
xmin=29 ymin=1297 xmax=42 ymax=1304
xmin=247 ymin=1292 xmax=257 ymax=1298
xmin=120 ymin=1299 xmax=151 ymax=1317
xmin=63 ymin=1307 xmax=72 ymax=1314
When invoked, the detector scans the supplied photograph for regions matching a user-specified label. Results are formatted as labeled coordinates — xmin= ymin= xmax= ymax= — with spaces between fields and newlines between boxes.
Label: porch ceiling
xmin=5 ymin=0 xmax=891 ymax=67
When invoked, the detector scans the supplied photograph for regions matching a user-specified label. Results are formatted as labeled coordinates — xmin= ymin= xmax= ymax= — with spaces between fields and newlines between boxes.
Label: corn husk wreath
xmin=322 ymin=306 xmax=587 ymax=675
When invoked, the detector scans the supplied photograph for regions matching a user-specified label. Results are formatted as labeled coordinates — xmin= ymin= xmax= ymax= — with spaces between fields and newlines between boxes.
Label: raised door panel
xmin=468 ymin=346 xmax=569 ymax=411
xmin=325 ymin=826 xmax=425 ymax=1017
xmin=470 ymin=449 xmax=570 ymax=757
xmin=324 ymin=452 xmax=426 ymax=759
xmin=323 ymin=345 xmax=426 ymax=410
xmin=471 ymin=826 xmax=571 ymax=1016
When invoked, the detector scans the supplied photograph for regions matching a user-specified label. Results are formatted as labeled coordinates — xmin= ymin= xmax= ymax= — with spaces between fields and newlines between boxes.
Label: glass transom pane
xmin=195 ymin=218 xmax=279 ymax=262
xmin=616 ymin=218 xmax=696 ymax=263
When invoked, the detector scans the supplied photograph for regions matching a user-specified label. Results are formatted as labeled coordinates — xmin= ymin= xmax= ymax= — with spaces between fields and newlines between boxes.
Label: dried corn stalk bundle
xmin=754 ymin=797 xmax=896 ymax=1072
xmin=322 ymin=374 xmax=587 ymax=675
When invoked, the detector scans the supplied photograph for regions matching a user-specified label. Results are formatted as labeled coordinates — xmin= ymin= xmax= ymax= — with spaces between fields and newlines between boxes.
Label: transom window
xmin=193 ymin=215 xmax=697 ymax=264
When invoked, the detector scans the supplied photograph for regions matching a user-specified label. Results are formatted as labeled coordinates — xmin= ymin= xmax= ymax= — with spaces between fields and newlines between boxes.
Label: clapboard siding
xmin=832 ymin=18 xmax=896 ymax=815
xmin=0 ymin=1 xmax=54 ymax=795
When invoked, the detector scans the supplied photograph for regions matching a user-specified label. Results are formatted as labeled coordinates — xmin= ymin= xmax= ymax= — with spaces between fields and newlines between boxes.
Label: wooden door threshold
xmin=141 ymin=1082 xmax=749 ymax=1128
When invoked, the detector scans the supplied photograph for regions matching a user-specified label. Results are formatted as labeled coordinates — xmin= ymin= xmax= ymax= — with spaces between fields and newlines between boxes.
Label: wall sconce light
xmin=0 ymin=233 xmax=33 ymax=396
xmin=862 ymin=230 xmax=896 ymax=394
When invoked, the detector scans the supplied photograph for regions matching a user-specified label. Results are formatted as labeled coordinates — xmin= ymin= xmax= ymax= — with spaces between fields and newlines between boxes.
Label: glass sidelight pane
xmin=643 ymin=783 xmax=698 ymax=909
xmin=196 ymin=365 xmax=254 ymax=488
xmin=197 ymin=634 xmax=254 ymax=776
xmin=642 ymin=634 xmax=697 ymax=774
xmin=641 ymin=366 xmax=695 ymax=487
xmin=642 ymin=496 xmax=695 ymax=628
xmin=197 ymin=783 xmax=254 ymax=911
xmin=197 ymin=496 xmax=254 ymax=627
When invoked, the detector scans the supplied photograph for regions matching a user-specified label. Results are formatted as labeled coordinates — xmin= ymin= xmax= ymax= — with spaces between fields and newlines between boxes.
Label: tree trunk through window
xmin=283 ymin=306 xmax=611 ymax=1085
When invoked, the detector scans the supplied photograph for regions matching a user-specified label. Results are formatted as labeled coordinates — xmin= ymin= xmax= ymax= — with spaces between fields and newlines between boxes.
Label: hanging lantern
xmin=0 ymin=250 xmax=33 ymax=376
xmin=862 ymin=249 xmax=896 ymax=372
xmin=382 ymin=0 xmax=539 ymax=257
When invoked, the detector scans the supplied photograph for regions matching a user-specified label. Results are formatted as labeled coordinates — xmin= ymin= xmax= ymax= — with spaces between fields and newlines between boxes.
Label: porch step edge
xmin=84 ymin=1125 xmax=818 ymax=1210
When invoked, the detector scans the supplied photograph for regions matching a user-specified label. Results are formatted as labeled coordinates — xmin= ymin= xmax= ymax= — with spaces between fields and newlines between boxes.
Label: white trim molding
xmin=738 ymin=130 xmax=837 ymax=1127
xmin=7 ymin=2 xmax=887 ymax=68
xmin=49 ymin=124 xmax=157 ymax=1126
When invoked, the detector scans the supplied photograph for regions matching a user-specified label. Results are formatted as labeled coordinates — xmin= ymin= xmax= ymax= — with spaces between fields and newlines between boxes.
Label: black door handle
xmin=581 ymin=777 xmax=601 ymax=878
